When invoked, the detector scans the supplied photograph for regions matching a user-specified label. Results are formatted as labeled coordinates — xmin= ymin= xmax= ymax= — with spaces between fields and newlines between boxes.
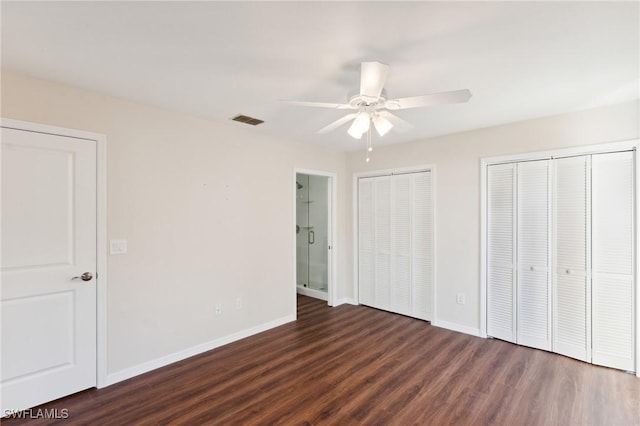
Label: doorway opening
xmin=294 ymin=170 xmax=335 ymax=305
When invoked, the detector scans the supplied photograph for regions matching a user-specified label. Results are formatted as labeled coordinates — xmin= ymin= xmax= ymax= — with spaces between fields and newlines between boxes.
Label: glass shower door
xmin=296 ymin=174 xmax=310 ymax=289
xmin=296 ymin=173 xmax=328 ymax=295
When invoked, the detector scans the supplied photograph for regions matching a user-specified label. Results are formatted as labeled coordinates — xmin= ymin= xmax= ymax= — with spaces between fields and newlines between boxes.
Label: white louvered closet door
xmin=412 ymin=172 xmax=433 ymax=321
xmin=517 ymin=160 xmax=551 ymax=351
xmin=391 ymin=174 xmax=412 ymax=316
xmin=374 ymin=176 xmax=392 ymax=310
xmin=553 ymin=155 xmax=591 ymax=362
xmin=358 ymin=171 xmax=433 ymax=320
xmin=358 ymin=177 xmax=375 ymax=307
xmin=592 ymin=151 xmax=635 ymax=371
xmin=487 ymin=163 xmax=516 ymax=343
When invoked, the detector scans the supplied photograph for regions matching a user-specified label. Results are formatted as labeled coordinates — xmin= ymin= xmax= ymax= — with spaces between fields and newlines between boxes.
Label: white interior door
xmin=517 ymin=160 xmax=551 ymax=351
xmin=487 ymin=163 xmax=516 ymax=343
xmin=592 ymin=151 xmax=635 ymax=371
xmin=1 ymin=126 xmax=97 ymax=412
xmin=553 ymin=155 xmax=591 ymax=362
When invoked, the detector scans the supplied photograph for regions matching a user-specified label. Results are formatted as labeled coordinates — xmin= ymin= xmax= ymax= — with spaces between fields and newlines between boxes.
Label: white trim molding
xmin=432 ymin=320 xmax=482 ymax=338
xmin=334 ymin=297 xmax=357 ymax=306
xmin=636 ymin=147 xmax=640 ymax=378
xmin=106 ymin=314 xmax=295 ymax=386
xmin=296 ymin=286 xmax=328 ymax=301
xmin=0 ymin=117 xmax=109 ymax=388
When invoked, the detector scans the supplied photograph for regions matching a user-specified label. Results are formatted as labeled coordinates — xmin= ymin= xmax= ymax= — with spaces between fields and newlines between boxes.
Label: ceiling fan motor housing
xmin=347 ymin=88 xmax=388 ymax=110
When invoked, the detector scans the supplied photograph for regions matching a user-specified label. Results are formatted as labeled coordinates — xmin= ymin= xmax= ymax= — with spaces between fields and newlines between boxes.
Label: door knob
xmin=72 ymin=272 xmax=93 ymax=282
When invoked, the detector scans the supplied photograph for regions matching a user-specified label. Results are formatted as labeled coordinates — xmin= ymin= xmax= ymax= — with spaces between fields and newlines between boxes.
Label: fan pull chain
xmin=365 ymin=126 xmax=372 ymax=162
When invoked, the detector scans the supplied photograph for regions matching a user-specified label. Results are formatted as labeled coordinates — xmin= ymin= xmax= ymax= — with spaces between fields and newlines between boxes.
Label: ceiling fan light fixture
xmin=347 ymin=124 xmax=364 ymax=139
xmin=283 ymin=60 xmax=472 ymax=162
xmin=347 ymin=112 xmax=370 ymax=139
xmin=372 ymin=114 xmax=393 ymax=136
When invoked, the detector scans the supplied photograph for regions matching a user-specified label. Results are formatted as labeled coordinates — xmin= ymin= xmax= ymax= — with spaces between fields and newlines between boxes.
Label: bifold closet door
xmin=391 ymin=174 xmax=411 ymax=316
xmin=358 ymin=172 xmax=432 ymax=320
xmin=487 ymin=163 xmax=516 ymax=343
xmin=358 ymin=177 xmax=375 ymax=307
xmin=358 ymin=176 xmax=392 ymax=310
xmin=412 ymin=172 xmax=433 ymax=321
xmin=592 ymin=151 xmax=635 ymax=371
xmin=374 ymin=176 xmax=392 ymax=310
xmin=358 ymin=175 xmax=392 ymax=311
xmin=517 ymin=160 xmax=551 ymax=351
xmin=553 ymin=155 xmax=590 ymax=363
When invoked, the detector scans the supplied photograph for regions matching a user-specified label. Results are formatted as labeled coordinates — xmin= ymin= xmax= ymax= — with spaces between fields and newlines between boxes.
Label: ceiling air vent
xmin=231 ymin=114 xmax=264 ymax=126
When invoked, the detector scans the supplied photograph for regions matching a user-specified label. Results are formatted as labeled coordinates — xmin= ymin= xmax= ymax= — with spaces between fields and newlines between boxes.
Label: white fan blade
xmin=282 ymin=100 xmax=353 ymax=110
xmin=360 ymin=61 xmax=389 ymax=98
xmin=386 ymin=89 xmax=472 ymax=110
xmin=317 ymin=113 xmax=358 ymax=134
xmin=378 ymin=111 xmax=413 ymax=132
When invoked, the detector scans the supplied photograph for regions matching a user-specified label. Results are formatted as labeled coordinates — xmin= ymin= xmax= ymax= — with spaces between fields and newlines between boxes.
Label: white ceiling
xmin=2 ymin=1 xmax=638 ymax=151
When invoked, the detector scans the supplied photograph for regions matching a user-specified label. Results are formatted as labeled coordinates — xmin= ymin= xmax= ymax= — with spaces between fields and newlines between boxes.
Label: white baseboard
xmin=432 ymin=319 xmax=482 ymax=337
xmin=296 ymin=286 xmax=328 ymax=301
xmin=334 ymin=297 xmax=357 ymax=306
xmin=105 ymin=314 xmax=296 ymax=386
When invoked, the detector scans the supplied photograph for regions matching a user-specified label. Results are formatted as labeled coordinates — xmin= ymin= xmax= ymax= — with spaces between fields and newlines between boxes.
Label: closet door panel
xmin=359 ymin=172 xmax=433 ymax=320
xmin=374 ymin=176 xmax=392 ymax=310
xmin=553 ymin=155 xmax=590 ymax=362
xmin=412 ymin=171 xmax=433 ymax=320
xmin=487 ymin=163 xmax=516 ymax=343
xmin=391 ymin=174 xmax=411 ymax=316
xmin=358 ymin=178 xmax=375 ymax=306
xmin=593 ymin=276 xmax=634 ymax=370
xmin=592 ymin=151 xmax=635 ymax=371
xmin=517 ymin=160 xmax=550 ymax=350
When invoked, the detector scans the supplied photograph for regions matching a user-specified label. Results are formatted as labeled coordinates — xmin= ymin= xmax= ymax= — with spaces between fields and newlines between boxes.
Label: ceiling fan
xmin=283 ymin=61 xmax=472 ymax=141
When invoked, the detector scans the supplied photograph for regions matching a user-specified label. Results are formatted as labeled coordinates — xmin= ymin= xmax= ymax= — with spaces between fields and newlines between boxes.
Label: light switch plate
xmin=110 ymin=239 xmax=127 ymax=255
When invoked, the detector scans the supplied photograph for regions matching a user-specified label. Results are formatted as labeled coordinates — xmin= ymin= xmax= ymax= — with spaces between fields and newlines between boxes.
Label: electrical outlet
xmin=235 ymin=297 xmax=242 ymax=310
xmin=456 ymin=293 xmax=466 ymax=305
xmin=215 ymin=303 xmax=222 ymax=315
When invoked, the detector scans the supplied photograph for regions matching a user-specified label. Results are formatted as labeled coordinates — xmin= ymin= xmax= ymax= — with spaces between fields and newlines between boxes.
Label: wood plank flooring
xmin=4 ymin=295 xmax=640 ymax=425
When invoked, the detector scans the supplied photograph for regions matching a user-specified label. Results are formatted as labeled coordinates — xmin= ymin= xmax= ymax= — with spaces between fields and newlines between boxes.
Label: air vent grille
xmin=232 ymin=114 xmax=264 ymax=126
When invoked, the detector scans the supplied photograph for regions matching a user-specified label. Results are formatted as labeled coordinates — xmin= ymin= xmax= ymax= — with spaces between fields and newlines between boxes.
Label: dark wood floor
xmin=5 ymin=295 xmax=640 ymax=425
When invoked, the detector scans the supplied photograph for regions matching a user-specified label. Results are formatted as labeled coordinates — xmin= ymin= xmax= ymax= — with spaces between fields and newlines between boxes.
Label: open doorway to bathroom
xmin=294 ymin=170 xmax=335 ymax=305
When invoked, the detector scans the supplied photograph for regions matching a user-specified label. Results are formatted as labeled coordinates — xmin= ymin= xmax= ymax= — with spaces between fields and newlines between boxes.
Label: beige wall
xmin=347 ymin=99 xmax=639 ymax=333
xmin=3 ymin=70 xmax=638 ymax=379
xmin=1 ymin=71 xmax=350 ymax=376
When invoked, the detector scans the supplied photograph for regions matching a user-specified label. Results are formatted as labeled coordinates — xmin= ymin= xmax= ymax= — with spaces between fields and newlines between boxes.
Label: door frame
xmin=352 ymin=164 xmax=436 ymax=320
xmin=480 ymin=139 xmax=640 ymax=377
xmin=0 ymin=118 xmax=109 ymax=387
xmin=293 ymin=168 xmax=337 ymax=308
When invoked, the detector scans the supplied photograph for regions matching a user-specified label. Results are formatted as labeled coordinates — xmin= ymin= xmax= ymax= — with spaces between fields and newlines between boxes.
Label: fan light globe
xmin=348 ymin=112 xmax=370 ymax=139
xmin=372 ymin=114 xmax=393 ymax=136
